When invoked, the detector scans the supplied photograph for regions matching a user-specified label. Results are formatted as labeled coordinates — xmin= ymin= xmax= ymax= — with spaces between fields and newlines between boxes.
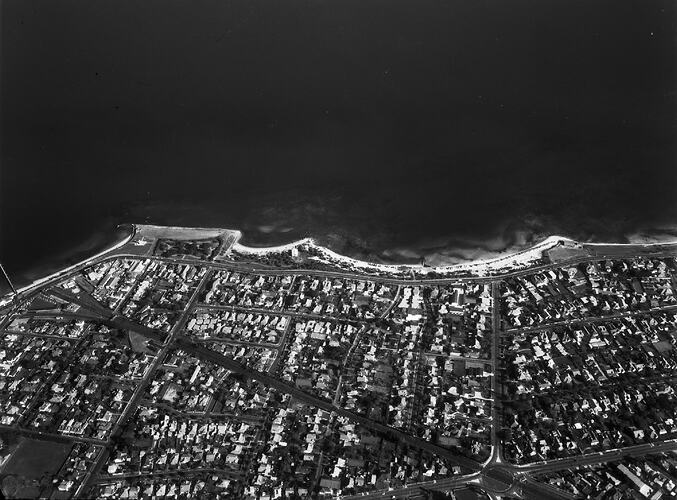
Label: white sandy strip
xmin=233 ymin=238 xmax=412 ymax=273
xmin=413 ymin=235 xmax=576 ymax=275
xmin=232 ymin=235 xmax=578 ymax=275
xmin=234 ymin=238 xmax=414 ymax=273
xmin=308 ymin=243 xmax=415 ymax=273
xmin=583 ymin=240 xmax=677 ymax=247
xmin=135 ymin=224 xmax=235 ymax=240
xmin=0 ymin=229 xmax=135 ymax=306
xmin=434 ymin=235 xmax=576 ymax=273
xmin=231 ymin=238 xmax=313 ymax=255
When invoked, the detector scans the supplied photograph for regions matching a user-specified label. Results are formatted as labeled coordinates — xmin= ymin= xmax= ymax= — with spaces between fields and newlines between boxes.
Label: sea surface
xmin=1 ymin=0 xmax=676 ymax=293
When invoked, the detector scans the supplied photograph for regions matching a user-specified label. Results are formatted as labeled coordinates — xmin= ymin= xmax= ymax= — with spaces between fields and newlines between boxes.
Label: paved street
xmin=2 ymin=228 xmax=676 ymax=499
xmin=506 ymin=303 xmax=677 ymax=335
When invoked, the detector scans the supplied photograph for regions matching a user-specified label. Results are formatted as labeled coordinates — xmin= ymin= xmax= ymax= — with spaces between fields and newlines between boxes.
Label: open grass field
xmin=1 ymin=438 xmax=72 ymax=499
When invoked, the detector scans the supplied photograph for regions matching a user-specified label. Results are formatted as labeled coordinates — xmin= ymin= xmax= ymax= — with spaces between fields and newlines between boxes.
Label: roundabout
xmin=479 ymin=465 xmax=516 ymax=494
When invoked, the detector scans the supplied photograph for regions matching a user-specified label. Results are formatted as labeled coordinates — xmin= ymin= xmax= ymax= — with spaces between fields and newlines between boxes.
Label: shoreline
xmin=4 ymin=224 xmax=677 ymax=306
xmin=0 ymin=226 xmax=135 ymax=306
xmin=232 ymin=235 xmax=576 ymax=275
xmin=231 ymin=232 xmax=677 ymax=276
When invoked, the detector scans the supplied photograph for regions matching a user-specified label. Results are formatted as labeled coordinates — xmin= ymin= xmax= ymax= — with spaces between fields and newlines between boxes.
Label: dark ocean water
xmin=1 ymin=0 xmax=676 ymax=292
